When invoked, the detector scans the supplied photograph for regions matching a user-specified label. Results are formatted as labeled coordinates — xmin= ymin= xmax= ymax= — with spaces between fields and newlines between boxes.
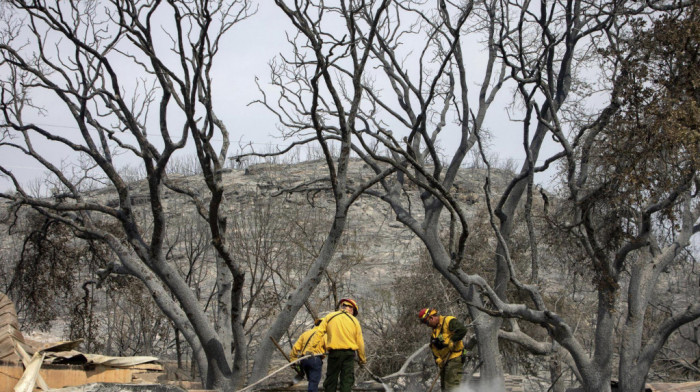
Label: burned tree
xmin=265 ymin=0 xmax=699 ymax=391
xmin=0 ymin=1 xmax=254 ymax=389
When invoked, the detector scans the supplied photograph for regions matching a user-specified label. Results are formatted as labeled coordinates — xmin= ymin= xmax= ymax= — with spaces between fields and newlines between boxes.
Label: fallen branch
xmin=358 ymin=364 xmax=394 ymax=392
xmin=235 ymin=355 xmax=316 ymax=392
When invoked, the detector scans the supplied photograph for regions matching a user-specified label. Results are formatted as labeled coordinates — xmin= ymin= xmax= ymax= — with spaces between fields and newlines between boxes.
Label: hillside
xmin=82 ymin=159 xmax=509 ymax=294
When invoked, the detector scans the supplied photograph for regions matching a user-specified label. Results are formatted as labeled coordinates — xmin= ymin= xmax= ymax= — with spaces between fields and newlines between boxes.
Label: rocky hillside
xmin=82 ymin=159 xmax=506 ymax=296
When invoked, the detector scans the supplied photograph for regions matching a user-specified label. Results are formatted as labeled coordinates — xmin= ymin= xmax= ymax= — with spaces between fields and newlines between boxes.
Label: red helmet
xmin=338 ymin=298 xmax=359 ymax=316
xmin=418 ymin=307 xmax=437 ymax=323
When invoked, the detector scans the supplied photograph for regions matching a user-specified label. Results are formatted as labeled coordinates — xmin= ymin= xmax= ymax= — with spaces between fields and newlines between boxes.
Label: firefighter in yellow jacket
xmin=289 ymin=318 xmax=327 ymax=392
xmin=418 ymin=307 xmax=467 ymax=391
xmin=316 ymin=298 xmax=366 ymax=392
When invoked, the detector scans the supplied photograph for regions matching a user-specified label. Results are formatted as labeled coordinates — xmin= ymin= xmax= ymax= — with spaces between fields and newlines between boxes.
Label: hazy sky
xmin=0 ymin=2 xmax=561 ymax=193
xmin=1 ymin=2 xmax=289 ymax=192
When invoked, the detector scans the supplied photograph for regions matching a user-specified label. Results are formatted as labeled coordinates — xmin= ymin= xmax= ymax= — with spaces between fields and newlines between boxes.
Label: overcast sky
xmin=0 ymin=2 xmax=561 ymax=193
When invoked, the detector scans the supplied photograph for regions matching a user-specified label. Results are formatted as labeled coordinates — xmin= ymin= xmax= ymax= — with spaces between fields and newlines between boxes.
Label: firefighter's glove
xmin=431 ymin=335 xmax=447 ymax=349
xmin=435 ymin=357 xmax=444 ymax=368
xmin=292 ymin=364 xmax=303 ymax=376
xmin=447 ymin=340 xmax=456 ymax=352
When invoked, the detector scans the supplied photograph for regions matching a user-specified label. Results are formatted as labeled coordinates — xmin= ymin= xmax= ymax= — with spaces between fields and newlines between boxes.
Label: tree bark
xmin=250 ymin=209 xmax=348 ymax=382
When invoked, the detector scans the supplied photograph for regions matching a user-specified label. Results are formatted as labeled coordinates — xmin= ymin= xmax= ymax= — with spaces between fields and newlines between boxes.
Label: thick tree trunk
xmin=215 ymin=258 xmax=234 ymax=367
xmin=580 ymin=373 xmax=612 ymax=392
xmin=473 ymin=316 xmax=505 ymax=389
xmin=619 ymin=372 xmax=647 ymax=392
xmin=113 ymin=237 xmax=235 ymax=389
xmin=231 ymin=314 xmax=247 ymax=388
xmin=577 ymin=291 xmax=616 ymax=392
xmin=619 ymin=252 xmax=654 ymax=392
xmin=231 ymin=264 xmax=247 ymax=388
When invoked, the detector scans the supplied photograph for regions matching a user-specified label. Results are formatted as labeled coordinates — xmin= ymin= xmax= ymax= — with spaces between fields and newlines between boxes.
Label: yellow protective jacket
xmin=290 ymin=326 xmax=327 ymax=362
xmin=317 ymin=309 xmax=366 ymax=364
xmin=430 ymin=315 xmax=466 ymax=363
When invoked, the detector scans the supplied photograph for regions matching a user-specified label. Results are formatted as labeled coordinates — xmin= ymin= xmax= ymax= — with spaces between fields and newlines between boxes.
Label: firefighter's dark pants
xmin=323 ymin=349 xmax=355 ymax=392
